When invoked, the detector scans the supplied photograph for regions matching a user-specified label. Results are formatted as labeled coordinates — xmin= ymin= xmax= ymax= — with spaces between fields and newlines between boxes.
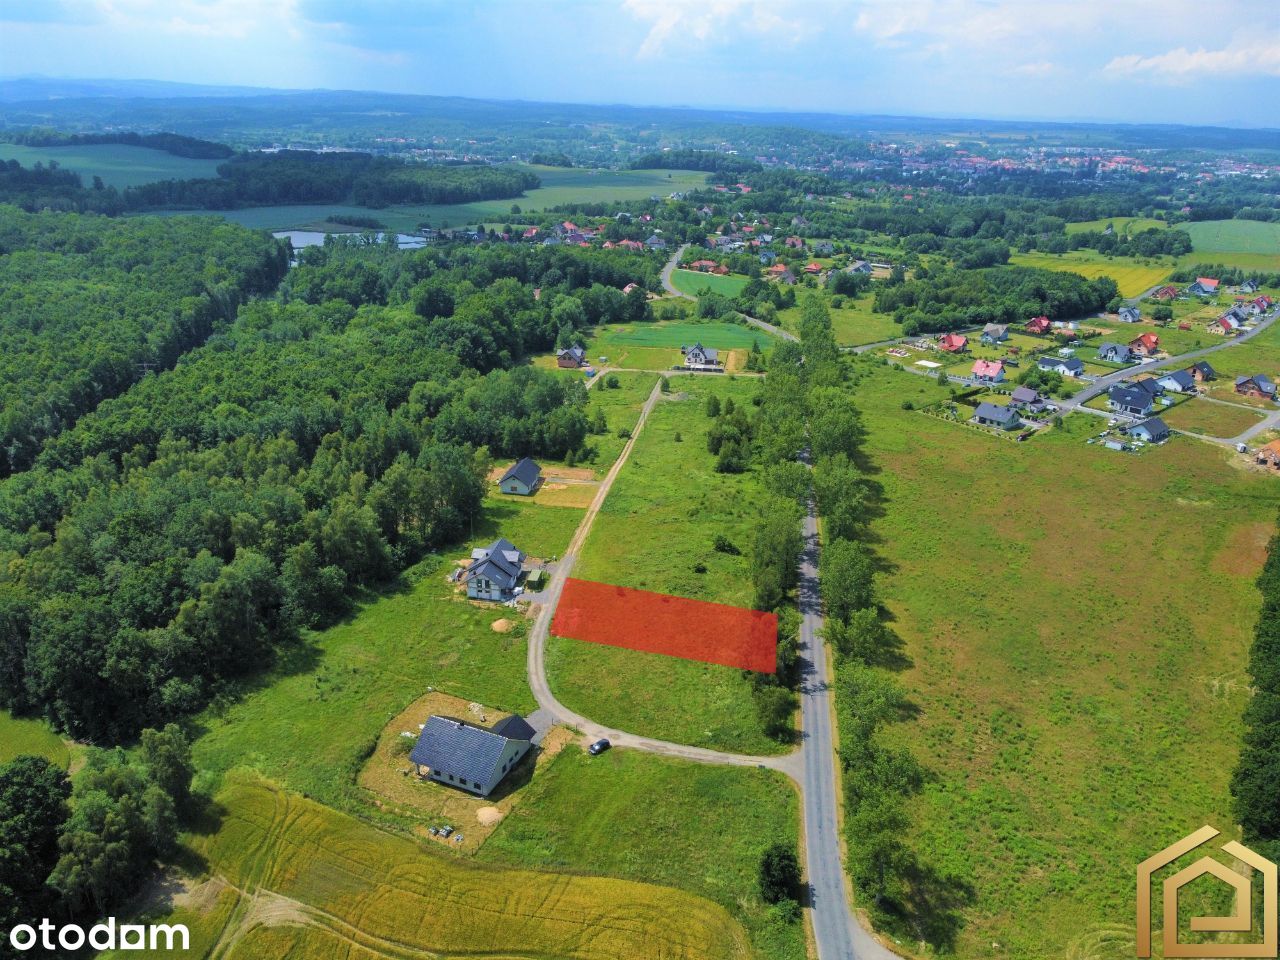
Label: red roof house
xmin=971 ymin=359 xmax=1005 ymax=382
xmin=1026 ymin=316 xmax=1051 ymax=334
xmin=1129 ymin=332 xmax=1161 ymax=356
xmin=938 ymin=333 xmax=968 ymax=353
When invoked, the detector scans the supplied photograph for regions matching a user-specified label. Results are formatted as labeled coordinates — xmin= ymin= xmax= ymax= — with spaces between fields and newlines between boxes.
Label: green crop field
xmin=482 ymin=746 xmax=803 ymax=959
xmin=1179 ymin=220 xmax=1280 ymax=272
xmin=1065 ymin=217 xmax=1167 ymax=235
xmin=1009 ymin=251 xmax=1172 ymax=297
xmin=154 ymin=165 xmax=709 ymax=233
xmin=191 ymin=495 xmax=585 ymax=812
xmin=671 ymin=268 xmax=750 ymax=298
xmin=548 ymin=376 xmax=788 ymax=754
xmin=1160 ymin=397 xmax=1265 ymax=438
xmin=107 ymin=772 xmax=750 ymax=960
xmin=0 ymin=143 xmax=224 ymax=189
xmin=847 ymin=360 xmax=1280 ymax=958
xmin=778 ymin=293 xmax=902 ymax=346
xmin=582 ymin=320 xmax=772 ymax=372
xmin=0 ymin=710 xmax=71 ymax=768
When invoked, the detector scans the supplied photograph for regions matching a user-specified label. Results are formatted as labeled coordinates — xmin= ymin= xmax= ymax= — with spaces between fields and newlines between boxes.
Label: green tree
xmin=759 ymin=842 xmax=801 ymax=903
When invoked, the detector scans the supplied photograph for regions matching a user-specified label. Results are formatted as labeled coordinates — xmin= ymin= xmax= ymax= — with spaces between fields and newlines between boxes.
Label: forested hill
xmin=0 ymin=206 xmax=288 ymax=476
xmin=0 ymin=226 xmax=658 ymax=742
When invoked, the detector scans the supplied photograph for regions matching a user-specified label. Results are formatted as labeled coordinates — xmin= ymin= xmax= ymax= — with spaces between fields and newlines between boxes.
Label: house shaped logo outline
xmin=1136 ymin=825 xmax=1277 ymax=958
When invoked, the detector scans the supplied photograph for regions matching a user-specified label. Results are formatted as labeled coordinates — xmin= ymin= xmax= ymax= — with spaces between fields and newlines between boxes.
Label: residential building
xmin=499 ymin=458 xmax=542 ymax=496
xmin=556 ymin=344 xmax=587 ymax=368
xmin=1097 ymin=342 xmax=1134 ymax=363
xmin=408 ymin=714 xmax=536 ymax=797
xmin=1157 ymin=370 xmax=1196 ymax=393
xmin=1187 ymin=361 xmax=1216 ymax=382
xmin=972 ymin=402 xmax=1021 ymax=430
xmin=1026 ymin=315 xmax=1051 ymax=334
xmin=683 ymin=343 xmax=721 ymax=370
xmin=1128 ymin=332 xmax=1160 ymax=357
xmin=971 ymin=359 xmax=1005 ymax=383
xmin=1188 ymin=277 xmax=1220 ymax=296
xmin=1117 ymin=306 xmax=1142 ymax=323
xmin=1128 ymin=418 xmax=1170 ymax=443
xmin=1038 ymin=355 xmax=1084 ymax=377
xmin=1109 ymin=385 xmax=1153 ymax=417
xmin=464 ymin=538 xmax=526 ymax=601
xmin=938 ymin=333 xmax=968 ymax=353
xmin=1236 ymin=375 xmax=1277 ymax=401
xmin=980 ymin=323 xmax=1009 ymax=344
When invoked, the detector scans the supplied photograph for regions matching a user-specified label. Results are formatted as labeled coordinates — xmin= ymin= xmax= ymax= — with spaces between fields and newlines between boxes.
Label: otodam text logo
xmin=1137 ymin=826 xmax=1277 ymax=958
xmin=7 ymin=918 xmax=189 ymax=953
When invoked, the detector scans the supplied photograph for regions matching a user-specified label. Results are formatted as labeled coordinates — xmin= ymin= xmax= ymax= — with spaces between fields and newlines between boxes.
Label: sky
xmin=1 ymin=0 xmax=1279 ymax=126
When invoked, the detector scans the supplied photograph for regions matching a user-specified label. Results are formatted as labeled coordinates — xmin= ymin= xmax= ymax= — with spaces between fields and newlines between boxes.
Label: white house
xmin=409 ymin=714 xmax=536 ymax=797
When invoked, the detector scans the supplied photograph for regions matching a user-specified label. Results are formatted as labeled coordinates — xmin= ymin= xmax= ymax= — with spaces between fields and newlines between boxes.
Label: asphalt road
xmin=523 ymin=374 xmax=897 ymax=960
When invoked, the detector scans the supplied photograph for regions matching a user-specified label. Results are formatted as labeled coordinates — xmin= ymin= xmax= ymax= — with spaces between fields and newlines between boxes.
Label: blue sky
xmin=2 ymin=0 xmax=1279 ymax=126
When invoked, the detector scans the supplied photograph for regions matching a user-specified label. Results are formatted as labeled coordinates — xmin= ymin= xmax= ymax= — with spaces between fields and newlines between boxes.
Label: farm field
xmin=0 ymin=710 xmax=71 ymax=768
xmin=1065 ymin=216 xmax=1167 ymax=235
xmin=778 ymin=292 xmax=902 ymax=345
xmin=106 ymin=772 xmax=750 ymax=960
xmin=191 ymin=495 xmax=584 ymax=816
xmin=154 ymin=165 xmax=709 ymax=232
xmin=1182 ymin=219 xmax=1280 ymax=272
xmin=1009 ymin=250 xmax=1172 ymax=297
xmin=1160 ymin=397 xmax=1265 ymax=438
xmin=548 ymin=376 xmax=788 ymax=754
xmin=582 ymin=320 xmax=771 ymax=373
xmin=482 ymin=746 xmax=804 ymax=960
xmin=671 ymin=268 xmax=750 ymax=298
xmin=848 ymin=360 xmax=1280 ymax=958
xmin=0 ymin=142 xmax=224 ymax=188
xmin=1195 ymin=317 xmax=1280 ymax=383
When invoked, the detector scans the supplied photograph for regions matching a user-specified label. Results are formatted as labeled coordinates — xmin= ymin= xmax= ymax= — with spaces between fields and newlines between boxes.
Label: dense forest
xmin=1 ymin=129 xmax=234 ymax=159
xmin=125 ymin=151 xmax=540 ymax=210
xmin=0 ymin=220 xmax=656 ymax=743
xmin=0 ymin=207 xmax=288 ymax=477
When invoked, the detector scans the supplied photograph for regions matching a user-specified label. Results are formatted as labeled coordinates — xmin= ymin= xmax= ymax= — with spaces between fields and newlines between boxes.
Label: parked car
xmin=588 ymin=738 xmax=611 ymax=756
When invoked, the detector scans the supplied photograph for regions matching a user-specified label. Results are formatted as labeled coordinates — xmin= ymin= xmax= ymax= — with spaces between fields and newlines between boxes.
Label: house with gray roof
xmin=972 ymin=402 xmax=1021 ymax=430
xmin=499 ymin=458 xmax=542 ymax=496
xmin=409 ymin=714 xmax=534 ymax=796
xmin=1038 ymin=355 xmax=1084 ymax=377
xmin=1097 ymin=342 xmax=1134 ymax=363
xmin=1237 ymin=375 xmax=1278 ymax=401
xmin=1128 ymin=418 xmax=1170 ymax=443
xmin=1117 ymin=306 xmax=1142 ymax=323
xmin=1009 ymin=386 xmax=1047 ymax=412
xmin=1157 ymin=370 xmax=1196 ymax=394
xmin=464 ymin=538 xmax=526 ymax=601
xmin=1109 ymin=385 xmax=1153 ymax=417
xmin=683 ymin=343 xmax=721 ymax=370
xmin=556 ymin=344 xmax=587 ymax=368
xmin=980 ymin=323 xmax=1010 ymax=344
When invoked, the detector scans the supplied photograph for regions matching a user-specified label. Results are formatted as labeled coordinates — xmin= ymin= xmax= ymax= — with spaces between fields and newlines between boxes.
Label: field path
xmin=524 ymin=380 xmax=899 ymax=960
xmin=661 ymin=244 xmax=799 ymax=343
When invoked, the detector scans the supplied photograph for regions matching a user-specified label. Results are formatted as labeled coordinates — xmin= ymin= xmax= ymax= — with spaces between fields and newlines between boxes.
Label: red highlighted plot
xmin=552 ymin=578 xmax=778 ymax=673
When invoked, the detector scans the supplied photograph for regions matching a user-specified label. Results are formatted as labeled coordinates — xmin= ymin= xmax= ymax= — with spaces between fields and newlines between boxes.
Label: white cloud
xmin=623 ymin=0 xmax=818 ymax=59
xmin=1009 ymin=60 xmax=1056 ymax=77
xmin=1106 ymin=37 xmax=1280 ymax=81
xmin=94 ymin=0 xmax=302 ymax=40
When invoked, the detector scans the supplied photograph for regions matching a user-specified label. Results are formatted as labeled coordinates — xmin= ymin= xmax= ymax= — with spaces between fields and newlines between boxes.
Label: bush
xmin=713 ymin=534 xmax=741 ymax=555
xmin=759 ymin=843 xmax=802 ymax=904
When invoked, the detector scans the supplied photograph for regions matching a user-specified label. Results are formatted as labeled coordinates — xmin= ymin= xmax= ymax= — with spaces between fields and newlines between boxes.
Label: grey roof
xmin=1110 ymin=385 xmax=1152 ymax=410
xmin=1039 ymin=355 xmax=1083 ymax=374
xmin=1236 ymin=375 xmax=1275 ymax=393
xmin=1189 ymin=361 xmax=1216 ymax=379
xmin=465 ymin=537 xmax=525 ymax=589
xmin=1128 ymin=377 xmax=1163 ymax=396
xmin=973 ymin=401 xmax=1019 ymax=424
xmin=409 ymin=715 xmax=531 ymax=784
xmin=500 ymin=457 xmax=541 ymax=488
xmin=491 ymin=715 xmax=537 ymax=741
xmin=1010 ymin=386 xmax=1039 ymax=403
xmin=1159 ymin=370 xmax=1195 ymax=390
xmin=557 ymin=344 xmax=586 ymax=362
xmin=1098 ymin=342 xmax=1132 ymax=360
xmin=1119 ymin=306 xmax=1141 ymax=320
xmin=685 ymin=342 xmax=719 ymax=361
xmin=982 ymin=323 xmax=1008 ymax=336
xmin=1131 ymin=417 xmax=1170 ymax=441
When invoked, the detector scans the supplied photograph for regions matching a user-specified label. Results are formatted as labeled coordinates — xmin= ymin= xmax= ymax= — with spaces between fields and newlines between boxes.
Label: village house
xmin=1097 ymin=342 xmax=1134 ymax=363
xmin=938 ymin=333 xmax=968 ymax=353
xmin=1236 ymin=375 xmax=1277 ymax=401
xmin=759 ymin=250 xmax=778 ymax=264
xmin=980 ymin=323 xmax=1010 ymax=344
xmin=1256 ymin=439 xmax=1280 ymax=470
xmin=556 ymin=344 xmax=587 ymax=368
xmin=765 ymin=264 xmax=797 ymax=284
xmin=1009 ymin=385 xmax=1048 ymax=413
xmin=1025 ymin=315 xmax=1051 ymax=335
xmin=463 ymin=538 xmax=526 ymax=602
xmin=803 ymin=262 xmax=823 ymax=275
xmin=1117 ymin=306 xmax=1142 ymax=323
xmin=971 ymin=359 xmax=1005 ymax=383
xmin=1128 ymin=332 xmax=1160 ymax=357
xmin=1038 ymin=355 xmax=1084 ymax=377
xmin=1128 ymin=417 xmax=1170 ymax=443
xmin=622 ymin=282 xmax=641 ymax=296
xmin=408 ymin=714 xmax=536 ymax=797
xmin=1208 ymin=314 xmax=1241 ymax=336
xmin=813 ymin=240 xmax=835 ymax=255
xmin=1240 ymin=279 xmax=1260 ymax=295
xmin=1156 ymin=369 xmax=1196 ymax=394
xmin=498 ymin=458 xmax=542 ymax=496
xmin=1109 ymin=385 xmax=1153 ymax=417
xmin=1187 ymin=361 xmax=1216 ymax=383
xmin=972 ymin=402 xmax=1021 ymax=430
xmin=683 ymin=343 xmax=721 ymax=371
xmin=1188 ymin=277 xmax=1220 ymax=296
xmin=644 ymin=235 xmax=667 ymax=251
xmin=1151 ymin=285 xmax=1180 ymax=301
xmin=847 ymin=260 xmax=873 ymax=274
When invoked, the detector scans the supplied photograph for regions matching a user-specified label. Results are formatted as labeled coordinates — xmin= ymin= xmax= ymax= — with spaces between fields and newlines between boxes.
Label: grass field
xmin=848 ymin=359 xmax=1280 ymax=957
xmin=1010 ymin=250 xmax=1173 ymax=298
xmin=1183 ymin=219 xmax=1280 ymax=256
xmin=1195 ymin=316 xmax=1280 ymax=384
xmin=548 ymin=376 xmax=788 ymax=754
xmin=778 ymin=293 xmax=902 ymax=346
xmin=481 ymin=746 xmax=804 ymax=960
xmin=671 ymin=269 xmax=751 ymax=298
xmin=190 ymin=495 xmax=585 ymax=814
xmin=154 ymin=165 xmax=709 ymax=233
xmin=1159 ymin=397 xmax=1266 ymax=438
xmin=1065 ymin=217 xmax=1168 ymax=236
xmin=0 ymin=710 xmax=71 ymax=768
xmin=106 ymin=772 xmax=751 ymax=960
xmin=581 ymin=320 xmax=771 ymax=372
xmin=0 ymin=142 xmax=225 ymax=189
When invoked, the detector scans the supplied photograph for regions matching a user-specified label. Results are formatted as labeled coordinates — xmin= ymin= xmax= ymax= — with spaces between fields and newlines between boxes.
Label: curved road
xmin=661 ymin=244 xmax=799 ymax=343
xmin=524 ymin=378 xmax=898 ymax=960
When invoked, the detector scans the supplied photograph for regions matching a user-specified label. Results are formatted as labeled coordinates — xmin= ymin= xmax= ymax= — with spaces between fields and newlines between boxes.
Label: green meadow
xmin=1009 ymin=250 xmax=1172 ymax=297
xmin=848 ymin=358 xmax=1280 ymax=958
xmin=1065 ymin=216 xmax=1168 ymax=235
xmin=0 ymin=142 xmax=224 ymax=189
xmin=548 ymin=376 xmax=787 ymax=754
xmin=583 ymin=319 xmax=771 ymax=372
xmin=778 ymin=292 xmax=902 ymax=346
xmin=670 ymin=268 xmax=751 ymax=298
xmin=0 ymin=710 xmax=72 ymax=768
xmin=1181 ymin=219 xmax=1280 ymax=272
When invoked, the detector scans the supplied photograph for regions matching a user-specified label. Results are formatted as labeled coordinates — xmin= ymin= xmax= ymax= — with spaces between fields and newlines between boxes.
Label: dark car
xmin=588 ymin=738 xmax=611 ymax=756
